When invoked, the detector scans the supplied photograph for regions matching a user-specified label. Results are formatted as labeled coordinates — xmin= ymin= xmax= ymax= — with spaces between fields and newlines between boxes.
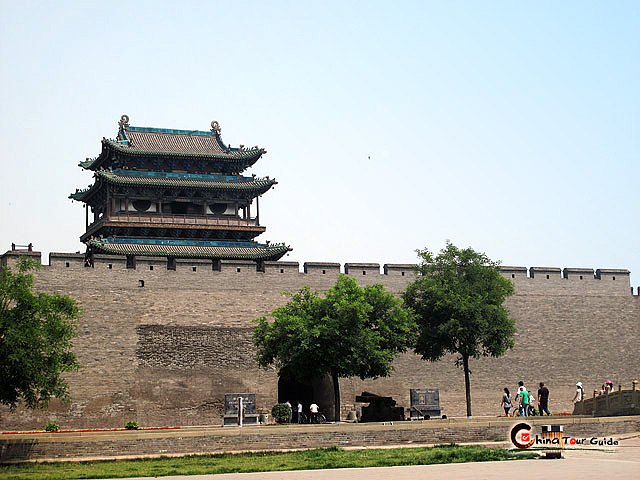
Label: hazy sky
xmin=1 ymin=1 xmax=638 ymax=287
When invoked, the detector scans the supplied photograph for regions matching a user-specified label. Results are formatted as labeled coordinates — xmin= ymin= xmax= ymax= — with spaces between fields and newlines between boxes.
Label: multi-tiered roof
xmin=70 ymin=115 xmax=290 ymax=264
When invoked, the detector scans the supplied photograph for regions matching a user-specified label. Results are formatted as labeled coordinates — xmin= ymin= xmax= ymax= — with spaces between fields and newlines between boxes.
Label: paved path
xmin=109 ymin=432 xmax=640 ymax=480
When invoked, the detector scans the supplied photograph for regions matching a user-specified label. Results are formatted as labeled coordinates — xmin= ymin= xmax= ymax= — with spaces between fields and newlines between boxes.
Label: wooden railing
xmin=84 ymin=212 xmax=261 ymax=236
xmin=107 ymin=212 xmax=259 ymax=227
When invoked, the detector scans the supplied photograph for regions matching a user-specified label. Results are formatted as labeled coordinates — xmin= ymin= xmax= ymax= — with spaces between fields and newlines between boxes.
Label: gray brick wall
xmin=0 ymin=250 xmax=638 ymax=430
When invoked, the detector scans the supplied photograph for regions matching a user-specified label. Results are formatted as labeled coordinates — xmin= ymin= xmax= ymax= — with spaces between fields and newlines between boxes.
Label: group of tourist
xmin=598 ymin=380 xmax=615 ymax=395
xmin=284 ymin=400 xmax=320 ymax=423
xmin=501 ymin=379 xmax=616 ymax=416
xmin=572 ymin=379 xmax=614 ymax=400
xmin=500 ymin=381 xmax=551 ymax=417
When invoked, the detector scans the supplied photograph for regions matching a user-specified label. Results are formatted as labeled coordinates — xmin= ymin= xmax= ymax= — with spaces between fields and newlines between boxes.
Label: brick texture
xmin=0 ymin=250 xmax=638 ymax=431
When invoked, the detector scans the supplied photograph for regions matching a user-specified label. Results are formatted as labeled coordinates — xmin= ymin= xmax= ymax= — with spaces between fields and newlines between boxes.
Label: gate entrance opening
xmin=277 ymin=375 xmax=337 ymax=421
xmin=278 ymin=376 xmax=313 ymax=415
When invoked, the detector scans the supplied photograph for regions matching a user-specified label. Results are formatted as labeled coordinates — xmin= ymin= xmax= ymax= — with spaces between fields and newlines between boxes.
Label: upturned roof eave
xmin=87 ymin=239 xmax=291 ymax=261
xmin=94 ymin=171 xmax=277 ymax=194
xmin=103 ymin=139 xmax=265 ymax=162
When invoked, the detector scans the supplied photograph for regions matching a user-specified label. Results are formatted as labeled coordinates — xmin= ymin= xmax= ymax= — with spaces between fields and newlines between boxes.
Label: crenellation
xmin=383 ymin=263 xmax=415 ymax=277
xmin=220 ymin=259 xmax=258 ymax=274
xmin=530 ymin=267 xmax=562 ymax=279
xmin=303 ymin=262 xmax=341 ymax=275
xmin=500 ymin=266 xmax=528 ymax=280
xmin=0 ymin=251 xmax=635 ymax=296
xmin=93 ymin=254 xmax=127 ymax=269
xmin=563 ymin=267 xmax=595 ymax=280
xmin=263 ymin=261 xmax=300 ymax=275
xmin=596 ymin=268 xmax=630 ymax=281
xmin=2 ymin=250 xmax=41 ymax=268
xmin=344 ymin=263 xmax=381 ymax=276
xmin=48 ymin=252 xmax=84 ymax=271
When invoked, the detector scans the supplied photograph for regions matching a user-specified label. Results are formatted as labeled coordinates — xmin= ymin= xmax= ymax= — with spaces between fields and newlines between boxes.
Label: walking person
xmin=516 ymin=381 xmax=526 ymax=416
xmin=538 ymin=382 xmax=551 ymax=416
xmin=297 ymin=401 xmax=303 ymax=423
xmin=518 ymin=386 xmax=530 ymax=417
xmin=501 ymin=387 xmax=512 ymax=416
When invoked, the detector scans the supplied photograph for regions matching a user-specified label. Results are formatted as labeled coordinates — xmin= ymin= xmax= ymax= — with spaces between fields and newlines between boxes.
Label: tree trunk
xmin=332 ymin=373 xmax=340 ymax=423
xmin=463 ymin=354 xmax=472 ymax=417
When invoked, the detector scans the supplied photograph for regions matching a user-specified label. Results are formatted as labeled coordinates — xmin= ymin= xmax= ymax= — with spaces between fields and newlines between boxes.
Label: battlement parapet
xmin=596 ymin=268 xmax=630 ymax=279
xmin=500 ymin=266 xmax=528 ymax=279
xmin=530 ymin=267 xmax=562 ymax=279
xmin=383 ymin=264 xmax=415 ymax=277
xmin=0 ymin=250 xmax=636 ymax=295
xmin=264 ymin=261 xmax=300 ymax=275
xmin=344 ymin=263 xmax=380 ymax=276
xmin=563 ymin=268 xmax=595 ymax=279
xmin=303 ymin=262 xmax=340 ymax=275
xmin=1 ymin=250 xmax=42 ymax=268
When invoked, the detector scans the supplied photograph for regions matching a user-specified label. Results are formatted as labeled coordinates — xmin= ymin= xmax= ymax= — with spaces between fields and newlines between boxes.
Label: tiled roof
xmin=87 ymin=237 xmax=291 ymax=260
xmin=69 ymin=170 xmax=276 ymax=202
xmin=80 ymin=119 xmax=264 ymax=169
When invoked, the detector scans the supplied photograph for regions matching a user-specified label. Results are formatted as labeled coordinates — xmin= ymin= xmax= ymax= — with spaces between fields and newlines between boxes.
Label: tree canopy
xmin=403 ymin=242 xmax=516 ymax=417
xmin=0 ymin=257 xmax=81 ymax=410
xmin=254 ymin=275 xmax=415 ymax=421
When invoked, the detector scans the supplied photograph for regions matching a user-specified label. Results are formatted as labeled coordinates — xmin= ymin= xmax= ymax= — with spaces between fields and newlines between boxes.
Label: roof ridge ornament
xmin=211 ymin=120 xmax=221 ymax=135
xmin=119 ymin=114 xmax=130 ymax=128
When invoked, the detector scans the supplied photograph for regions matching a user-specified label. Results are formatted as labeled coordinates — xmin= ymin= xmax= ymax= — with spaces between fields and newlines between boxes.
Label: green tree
xmin=254 ymin=275 xmax=415 ymax=422
xmin=0 ymin=257 xmax=81 ymax=410
xmin=402 ymin=242 xmax=516 ymax=417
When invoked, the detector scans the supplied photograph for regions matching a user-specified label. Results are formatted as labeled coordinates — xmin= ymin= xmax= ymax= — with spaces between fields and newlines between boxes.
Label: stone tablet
xmin=409 ymin=388 xmax=441 ymax=419
xmin=223 ymin=393 xmax=259 ymax=426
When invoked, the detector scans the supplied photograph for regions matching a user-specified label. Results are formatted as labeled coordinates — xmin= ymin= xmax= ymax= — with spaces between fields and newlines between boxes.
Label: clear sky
xmin=1 ymin=1 xmax=638 ymax=287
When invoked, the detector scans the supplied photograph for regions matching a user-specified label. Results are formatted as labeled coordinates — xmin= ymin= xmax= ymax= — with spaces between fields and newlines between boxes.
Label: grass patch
xmin=0 ymin=445 xmax=538 ymax=479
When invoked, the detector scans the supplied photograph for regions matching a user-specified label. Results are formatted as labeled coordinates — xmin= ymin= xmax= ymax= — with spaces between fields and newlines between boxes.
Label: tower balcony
xmin=81 ymin=212 xmax=264 ymax=242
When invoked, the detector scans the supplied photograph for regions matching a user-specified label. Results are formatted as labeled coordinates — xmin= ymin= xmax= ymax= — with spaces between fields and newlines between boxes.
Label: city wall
xmin=1 ymin=250 xmax=638 ymax=430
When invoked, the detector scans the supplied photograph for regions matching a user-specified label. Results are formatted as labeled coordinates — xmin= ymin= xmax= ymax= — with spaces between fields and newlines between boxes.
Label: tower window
xmin=512 ymin=274 xmax=515 ymax=278
xmin=237 ymin=268 xmax=241 ymax=273
xmin=126 ymin=255 xmax=136 ymax=270
xmin=613 ymin=276 xmax=616 ymax=281
xmin=138 ymin=280 xmax=144 ymax=287
xmin=546 ymin=275 xmax=550 ymax=279
xmin=149 ymin=265 xmax=154 ymax=271
xmin=108 ymin=264 xmax=112 ymax=269
xmin=167 ymin=258 xmax=176 ymax=271
xmin=192 ymin=267 xmax=197 ymax=272
xmin=363 ymin=271 xmax=366 ymax=275
xmin=280 ymin=269 xmax=284 ymax=274
xmin=322 ymin=269 xmax=326 ymax=274
xmin=401 ymin=272 xmax=405 ymax=276
xmin=65 ymin=262 xmax=70 ymax=268
xmin=579 ymin=275 xmax=583 ymax=280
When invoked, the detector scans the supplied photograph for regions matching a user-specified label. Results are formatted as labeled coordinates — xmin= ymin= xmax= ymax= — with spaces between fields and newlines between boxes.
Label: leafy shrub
xmin=271 ymin=403 xmax=291 ymax=424
xmin=45 ymin=422 xmax=60 ymax=432
xmin=124 ymin=421 xmax=139 ymax=430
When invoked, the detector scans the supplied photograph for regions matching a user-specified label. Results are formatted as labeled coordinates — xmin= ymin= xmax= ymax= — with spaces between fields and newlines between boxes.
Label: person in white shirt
xmin=309 ymin=402 xmax=319 ymax=423
xmin=297 ymin=401 xmax=303 ymax=423
xmin=285 ymin=400 xmax=292 ymax=423
xmin=572 ymin=382 xmax=584 ymax=403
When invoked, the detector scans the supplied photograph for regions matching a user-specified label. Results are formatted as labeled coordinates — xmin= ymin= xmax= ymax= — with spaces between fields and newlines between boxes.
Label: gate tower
xmin=70 ymin=115 xmax=290 ymax=267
